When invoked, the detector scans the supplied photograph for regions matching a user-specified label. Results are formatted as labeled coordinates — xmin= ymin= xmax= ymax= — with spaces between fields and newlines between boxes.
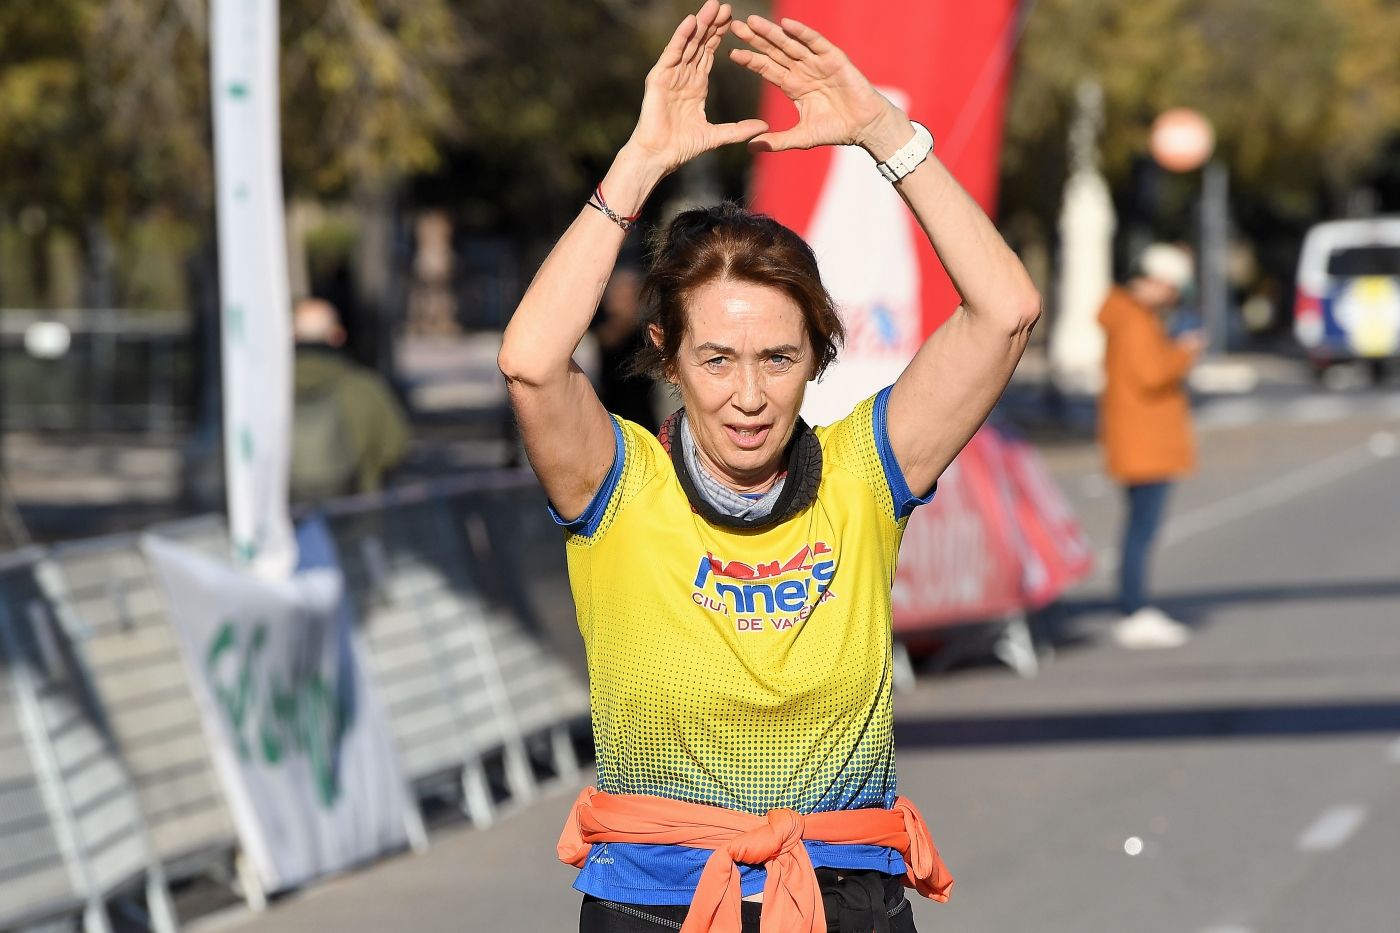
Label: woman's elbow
xmin=1005 ymin=287 xmax=1042 ymax=337
xmin=498 ymin=343 xmax=542 ymax=388
xmin=1021 ymin=289 xmax=1043 ymax=330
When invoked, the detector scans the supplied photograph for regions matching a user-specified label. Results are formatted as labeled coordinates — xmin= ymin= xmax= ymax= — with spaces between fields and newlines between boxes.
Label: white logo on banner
xmin=801 ymin=87 xmax=922 ymax=427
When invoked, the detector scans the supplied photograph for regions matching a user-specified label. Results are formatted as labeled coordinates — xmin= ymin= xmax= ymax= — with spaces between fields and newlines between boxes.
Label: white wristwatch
xmin=875 ymin=121 xmax=934 ymax=183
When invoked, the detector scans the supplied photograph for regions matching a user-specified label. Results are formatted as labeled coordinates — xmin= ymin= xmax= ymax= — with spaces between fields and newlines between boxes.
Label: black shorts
xmin=579 ymin=868 xmax=918 ymax=933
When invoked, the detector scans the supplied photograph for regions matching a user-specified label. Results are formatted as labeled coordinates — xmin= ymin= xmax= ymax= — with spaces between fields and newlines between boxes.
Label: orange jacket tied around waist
xmin=558 ymin=787 xmax=954 ymax=933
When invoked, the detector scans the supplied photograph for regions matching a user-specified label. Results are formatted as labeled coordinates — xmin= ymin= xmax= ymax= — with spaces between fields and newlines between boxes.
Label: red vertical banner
xmin=749 ymin=3 xmax=1097 ymax=632
xmin=750 ymin=0 xmax=1020 ymax=424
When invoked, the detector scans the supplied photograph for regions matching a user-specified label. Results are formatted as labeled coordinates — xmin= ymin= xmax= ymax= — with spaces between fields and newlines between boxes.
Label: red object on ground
xmin=891 ymin=427 xmax=1026 ymax=628
xmin=892 ymin=425 xmax=1094 ymax=632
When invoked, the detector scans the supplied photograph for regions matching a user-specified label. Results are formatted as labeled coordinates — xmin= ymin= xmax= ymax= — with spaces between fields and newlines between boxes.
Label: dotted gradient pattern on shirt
xmin=562 ymin=394 xmax=913 ymax=815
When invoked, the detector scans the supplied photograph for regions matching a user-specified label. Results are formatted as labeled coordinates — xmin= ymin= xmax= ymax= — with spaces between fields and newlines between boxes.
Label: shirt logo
xmin=691 ymin=542 xmax=837 ymax=631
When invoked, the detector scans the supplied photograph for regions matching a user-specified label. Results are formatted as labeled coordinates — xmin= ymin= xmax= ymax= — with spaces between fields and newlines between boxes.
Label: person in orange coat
xmin=1098 ymin=244 xmax=1205 ymax=648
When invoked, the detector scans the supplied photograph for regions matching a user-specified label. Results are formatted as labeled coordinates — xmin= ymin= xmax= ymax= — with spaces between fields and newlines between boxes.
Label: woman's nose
xmin=734 ymin=363 xmax=764 ymax=412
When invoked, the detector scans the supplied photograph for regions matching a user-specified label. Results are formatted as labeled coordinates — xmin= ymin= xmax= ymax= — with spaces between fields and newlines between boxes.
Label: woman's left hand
xmin=729 ymin=14 xmax=904 ymax=154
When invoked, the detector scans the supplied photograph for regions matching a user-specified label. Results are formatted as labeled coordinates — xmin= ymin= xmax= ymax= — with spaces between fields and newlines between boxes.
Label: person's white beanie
xmin=1137 ymin=243 xmax=1194 ymax=291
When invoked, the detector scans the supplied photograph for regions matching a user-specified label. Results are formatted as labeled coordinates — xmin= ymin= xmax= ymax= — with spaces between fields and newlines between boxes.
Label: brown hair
xmin=632 ymin=201 xmax=844 ymax=380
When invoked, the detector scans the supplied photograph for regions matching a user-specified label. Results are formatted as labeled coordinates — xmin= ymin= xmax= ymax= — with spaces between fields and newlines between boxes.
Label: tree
xmin=0 ymin=0 xmax=468 ymax=308
xmin=1002 ymin=0 xmax=1400 ymax=233
xmin=441 ymin=0 xmax=765 ymax=238
xmin=0 ymin=0 xmax=776 ymax=310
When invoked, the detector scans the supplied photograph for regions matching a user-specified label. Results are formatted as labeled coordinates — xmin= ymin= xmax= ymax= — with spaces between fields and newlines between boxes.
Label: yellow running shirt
xmin=557 ymin=386 xmax=934 ymax=903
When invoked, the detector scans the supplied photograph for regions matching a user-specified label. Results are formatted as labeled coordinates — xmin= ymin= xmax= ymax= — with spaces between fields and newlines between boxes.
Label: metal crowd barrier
xmin=36 ymin=518 xmax=243 ymax=899
xmin=321 ymin=472 xmax=588 ymax=828
xmin=0 ymin=470 xmax=590 ymax=929
xmin=0 ymin=549 xmax=176 ymax=933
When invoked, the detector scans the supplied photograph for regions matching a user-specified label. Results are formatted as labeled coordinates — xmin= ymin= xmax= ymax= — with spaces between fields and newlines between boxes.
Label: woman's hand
xmin=730 ymin=14 xmax=905 ymax=156
xmin=626 ymin=0 xmax=769 ymax=175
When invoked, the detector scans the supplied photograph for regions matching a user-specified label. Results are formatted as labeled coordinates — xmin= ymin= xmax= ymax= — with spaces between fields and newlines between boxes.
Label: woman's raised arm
xmin=499 ymin=1 xmax=766 ymax=521
xmin=731 ymin=15 xmax=1041 ymax=496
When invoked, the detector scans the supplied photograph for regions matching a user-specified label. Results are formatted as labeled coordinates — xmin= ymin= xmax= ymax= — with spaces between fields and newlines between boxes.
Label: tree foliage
xmin=1003 ymin=0 xmax=1400 ymax=226
xmin=445 ymin=0 xmax=764 ymax=233
xmin=0 ymin=0 xmax=765 ymax=300
xmin=281 ymin=0 xmax=462 ymax=194
xmin=0 ymin=0 xmax=463 ymax=236
xmin=14 ymin=0 xmax=1397 ymax=307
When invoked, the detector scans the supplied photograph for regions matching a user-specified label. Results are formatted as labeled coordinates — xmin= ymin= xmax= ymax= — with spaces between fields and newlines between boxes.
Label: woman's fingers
xmin=702 ymin=27 xmax=724 ymax=58
xmin=746 ymin=127 xmax=809 ymax=154
xmin=731 ymin=17 xmax=796 ymax=69
xmin=743 ymin=14 xmax=811 ymax=64
xmin=711 ymin=118 xmax=770 ymax=147
xmin=779 ymin=17 xmax=835 ymax=56
xmin=657 ymin=13 xmax=698 ymax=69
xmin=729 ymin=47 xmax=790 ymax=88
xmin=683 ymin=0 xmax=724 ymax=67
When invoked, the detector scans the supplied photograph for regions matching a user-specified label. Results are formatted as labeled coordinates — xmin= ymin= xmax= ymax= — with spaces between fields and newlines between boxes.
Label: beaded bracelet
xmin=587 ymin=185 xmax=641 ymax=231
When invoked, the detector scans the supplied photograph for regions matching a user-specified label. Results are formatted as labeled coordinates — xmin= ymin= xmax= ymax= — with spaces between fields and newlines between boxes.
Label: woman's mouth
xmin=725 ymin=424 xmax=771 ymax=450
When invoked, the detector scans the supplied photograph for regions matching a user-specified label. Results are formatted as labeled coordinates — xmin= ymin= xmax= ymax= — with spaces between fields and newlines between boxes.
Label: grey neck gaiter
xmin=679 ymin=411 xmax=787 ymax=522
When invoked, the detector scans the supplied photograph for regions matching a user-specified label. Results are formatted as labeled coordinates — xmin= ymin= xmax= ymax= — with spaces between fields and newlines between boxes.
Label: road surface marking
xmin=1197 ymin=398 xmax=1267 ymax=429
xmin=1163 ymin=444 xmax=1382 ymax=548
xmin=1290 ymin=396 xmax=1356 ymax=424
xmin=1196 ymin=394 xmax=1400 ymax=431
xmin=1296 ymin=805 xmax=1367 ymax=852
xmin=1387 ymin=737 xmax=1400 ymax=764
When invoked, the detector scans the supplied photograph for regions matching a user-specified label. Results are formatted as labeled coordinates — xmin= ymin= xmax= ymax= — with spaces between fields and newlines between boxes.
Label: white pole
xmin=211 ymin=0 xmax=296 ymax=578
xmin=1049 ymin=81 xmax=1116 ymax=394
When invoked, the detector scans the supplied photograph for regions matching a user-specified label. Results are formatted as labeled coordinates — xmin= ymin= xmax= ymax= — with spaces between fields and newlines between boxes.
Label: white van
xmin=1294 ymin=217 xmax=1400 ymax=377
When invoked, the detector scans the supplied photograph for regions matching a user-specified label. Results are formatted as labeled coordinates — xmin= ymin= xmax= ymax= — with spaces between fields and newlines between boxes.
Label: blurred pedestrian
xmin=591 ymin=265 xmax=659 ymax=431
xmin=1098 ymin=244 xmax=1205 ymax=649
xmin=290 ymin=297 xmax=410 ymax=503
xmin=501 ymin=2 xmax=1041 ymax=928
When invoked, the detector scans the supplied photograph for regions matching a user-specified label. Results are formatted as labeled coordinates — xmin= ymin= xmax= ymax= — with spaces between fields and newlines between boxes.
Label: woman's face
xmin=658 ymin=279 xmax=816 ymax=492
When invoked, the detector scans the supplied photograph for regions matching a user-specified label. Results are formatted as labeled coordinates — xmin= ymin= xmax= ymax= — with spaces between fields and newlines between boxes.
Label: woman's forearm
xmin=860 ymin=109 xmax=1040 ymax=333
xmin=499 ymin=145 xmax=668 ymax=386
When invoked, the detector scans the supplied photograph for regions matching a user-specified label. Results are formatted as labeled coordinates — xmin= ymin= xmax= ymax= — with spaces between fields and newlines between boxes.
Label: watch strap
xmin=875 ymin=121 xmax=934 ymax=183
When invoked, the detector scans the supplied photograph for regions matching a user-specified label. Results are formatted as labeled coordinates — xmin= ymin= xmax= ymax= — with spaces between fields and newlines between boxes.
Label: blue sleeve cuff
xmin=873 ymin=385 xmax=936 ymax=520
xmin=547 ymin=417 xmax=625 ymax=536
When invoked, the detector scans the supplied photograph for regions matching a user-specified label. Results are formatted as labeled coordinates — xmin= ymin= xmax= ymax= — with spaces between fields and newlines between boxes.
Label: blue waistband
xmin=572 ymin=841 xmax=906 ymax=906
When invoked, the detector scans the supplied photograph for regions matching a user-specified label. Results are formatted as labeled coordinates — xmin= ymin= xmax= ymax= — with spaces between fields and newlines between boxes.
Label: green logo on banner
xmin=227 ymin=82 xmax=248 ymax=99
xmin=226 ymin=304 xmax=244 ymax=340
xmin=239 ymin=426 xmax=254 ymax=462
xmin=207 ymin=619 xmax=356 ymax=808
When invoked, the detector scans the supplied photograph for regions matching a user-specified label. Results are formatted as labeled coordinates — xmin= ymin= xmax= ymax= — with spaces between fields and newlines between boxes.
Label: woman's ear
xmin=647 ymin=324 xmax=676 ymax=383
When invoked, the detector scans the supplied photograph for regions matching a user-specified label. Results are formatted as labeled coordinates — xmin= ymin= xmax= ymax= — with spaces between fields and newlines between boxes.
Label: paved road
xmin=206 ymin=387 xmax=1400 ymax=933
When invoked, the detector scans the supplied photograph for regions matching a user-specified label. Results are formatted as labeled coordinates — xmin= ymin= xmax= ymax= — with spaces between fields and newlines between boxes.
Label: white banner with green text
xmin=143 ymin=526 xmax=414 ymax=893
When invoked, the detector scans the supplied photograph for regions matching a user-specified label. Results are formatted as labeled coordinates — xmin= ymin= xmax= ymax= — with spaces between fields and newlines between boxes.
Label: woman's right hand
xmin=625 ymin=0 xmax=768 ymax=176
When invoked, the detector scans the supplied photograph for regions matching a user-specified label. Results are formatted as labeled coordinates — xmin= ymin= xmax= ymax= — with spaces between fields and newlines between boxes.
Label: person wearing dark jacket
xmin=291 ymin=298 xmax=409 ymax=503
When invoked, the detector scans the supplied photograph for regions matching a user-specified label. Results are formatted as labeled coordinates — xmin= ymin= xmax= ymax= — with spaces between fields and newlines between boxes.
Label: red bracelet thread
xmin=589 ymin=185 xmax=641 ymax=231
